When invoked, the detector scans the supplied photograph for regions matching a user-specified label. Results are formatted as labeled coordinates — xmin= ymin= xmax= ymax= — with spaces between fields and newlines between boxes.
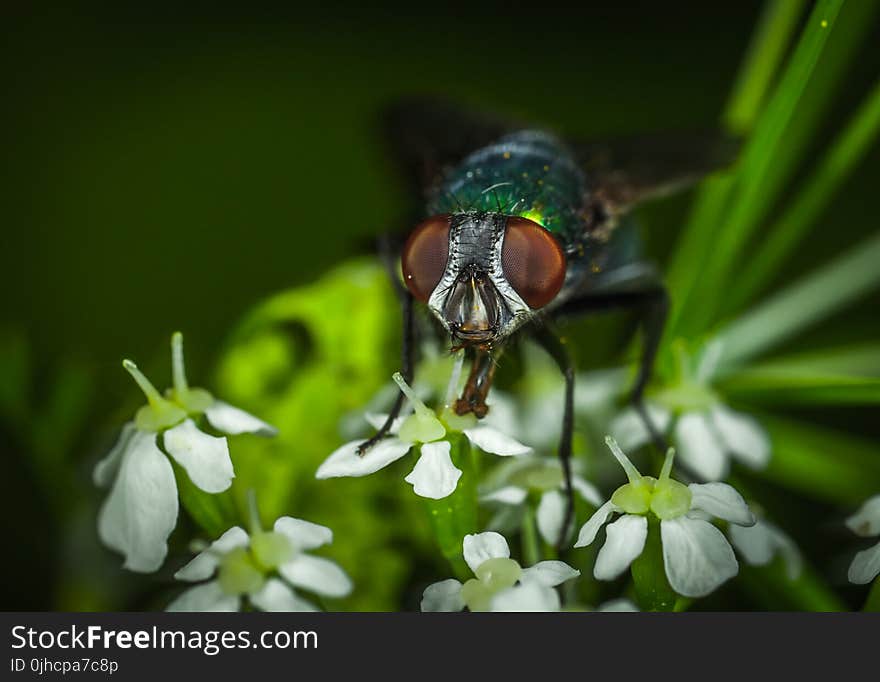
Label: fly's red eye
xmin=501 ymin=216 xmax=566 ymax=309
xmin=401 ymin=214 xmax=451 ymax=303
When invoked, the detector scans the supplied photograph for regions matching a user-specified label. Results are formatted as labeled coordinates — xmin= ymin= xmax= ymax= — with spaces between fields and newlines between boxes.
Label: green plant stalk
xmin=739 ymin=559 xmax=846 ymax=611
xmin=630 ymin=516 xmax=677 ymax=611
xmin=171 ymin=462 xmax=239 ymax=538
xmin=665 ymin=0 xmax=806 ymax=338
xmin=422 ymin=433 xmax=478 ymax=581
xmin=714 ymin=231 xmax=880 ymax=369
xmin=676 ymin=0 xmax=846 ymax=336
xmin=732 ymin=77 xmax=880 ymax=307
xmin=521 ymin=505 xmax=541 ymax=567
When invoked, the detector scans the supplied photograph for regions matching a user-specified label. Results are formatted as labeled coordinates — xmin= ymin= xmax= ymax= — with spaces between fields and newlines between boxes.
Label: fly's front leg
xmin=357 ymin=290 xmax=415 ymax=455
xmin=531 ymin=325 xmax=576 ymax=551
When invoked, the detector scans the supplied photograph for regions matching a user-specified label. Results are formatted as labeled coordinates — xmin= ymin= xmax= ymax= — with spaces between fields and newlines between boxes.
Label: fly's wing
xmin=571 ymin=131 xmax=740 ymax=215
xmin=382 ymin=97 xmax=518 ymax=202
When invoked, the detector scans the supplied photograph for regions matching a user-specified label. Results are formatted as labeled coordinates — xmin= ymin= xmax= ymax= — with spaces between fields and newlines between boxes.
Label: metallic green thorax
xmin=428 ymin=130 xmax=589 ymax=253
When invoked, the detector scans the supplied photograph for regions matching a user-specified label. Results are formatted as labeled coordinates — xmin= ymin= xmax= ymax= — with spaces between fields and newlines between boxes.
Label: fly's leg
xmin=356 ymin=290 xmax=415 ymax=455
xmin=531 ymin=325 xmax=576 ymax=551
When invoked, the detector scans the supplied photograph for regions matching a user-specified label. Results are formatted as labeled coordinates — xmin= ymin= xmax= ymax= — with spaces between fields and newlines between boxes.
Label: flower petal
xmin=93 ymin=422 xmax=136 ymax=488
xmin=481 ymin=485 xmax=528 ymax=506
xmin=97 ymin=431 xmax=178 ymax=572
xmin=710 ymin=404 xmax=769 ymax=469
xmin=174 ymin=526 xmax=250 ymax=582
xmin=420 ymin=579 xmax=464 ymax=612
xmin=273 ymin=517 xmax=333 ymax=551
xmin=490 ymin=583 xmax=560 ymax=612
xmin=166 ymin=581 xmax=239 ymax=612
xmin=661 ymin=516 xmax=738 ymax=598
xmin=204 ymin=401 xmax=277 ymax=437
xmin=520 ymin=560 xmax=580 ymax=587
xmin=572 ymin=475 xmax=604 ymax=507
xmin=250 ymin=578 xmax=319 ymax=612
xmin=688 ymin=482 xmax=755 ymax=526
xmin=536 ymin=490 xmax=568 ymax=546
xmin=848 ymin=541 xmax=880 ymax=585
xmin=463 ymin=425 xmax=531 ymax=456
xmin=610 ymin=404 xmax=671 ymax=452
xmin=163 ymin=419 xmax=234 ymax=494
xmin=278 ymin=554 xmax=352 ymax=598
xmin=404 ymin=441 xmax=462 ymax=499
xmin=846 ymin=495 xmax=880 ymax=538
xmin=728 ymin=520 xmax=802 ymax=580
xmin=315 ymin=438 xmax=411 ymax=479
xmin=574 ymin=500 xmax=618 ymax=548
xmin=594 ymin=514 xmax=647 ymax=581
xmin=675 ymin=412 xmax=729 ymax=481
xmin=463 ymin=532 xmax=510 ymax=574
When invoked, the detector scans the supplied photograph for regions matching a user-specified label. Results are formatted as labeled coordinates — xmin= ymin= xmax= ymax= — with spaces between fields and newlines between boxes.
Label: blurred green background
xmin=2 ymin=2 xmax=878 ymax=611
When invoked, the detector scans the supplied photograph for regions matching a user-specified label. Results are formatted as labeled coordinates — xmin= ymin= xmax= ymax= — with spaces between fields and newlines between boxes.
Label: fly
xmin=359 ymin=98 xmax=736 ymax=547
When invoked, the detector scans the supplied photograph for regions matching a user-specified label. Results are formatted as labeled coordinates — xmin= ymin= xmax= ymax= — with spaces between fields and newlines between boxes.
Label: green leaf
xmin=666 ymin=0 xmax=807 ymax=337
xmin=732 ymin=77 xmax=880 ymax=307
xmin=721 ymin=344 xmax=880 ymax=404
xmin=673 ymin=0 xmax=879 ymax=337
xmin=715 ymin=232 xmax=880 ymax=369
xmin=864 ymin=578 xmax=880 ymax=612
xmin=759 ymin=415 xmax=880 ymax=505
xmin=739 ymin=558 xmax=846 ymax=611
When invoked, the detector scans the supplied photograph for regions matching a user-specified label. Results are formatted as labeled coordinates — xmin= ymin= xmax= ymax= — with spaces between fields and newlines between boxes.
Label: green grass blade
xmin=759 ymin=415 xmax=880 ymax=505
xmin=732 ymin=77 xmax=880 ymax=308
xmin=674 ymin=0 xmax=863 ymax=336
xmin=665 ymin=0 xmax=807 ymax=337
xmin=715 ymin=232 xmax=880 ymax=369
xmin=721 ymin=343 xmax=880 ymax=404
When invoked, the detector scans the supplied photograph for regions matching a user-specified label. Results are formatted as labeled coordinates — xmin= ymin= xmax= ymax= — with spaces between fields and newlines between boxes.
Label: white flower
xmin=611 ymin=401 xmax=769 ymax=482
xmin=611 ymin=341 xmax=770 ymax=482
xmin=167 ymin=513 xmax=352 ymax=612
xmin=845 ymin=494 xmax=880 ymax=585
xmin=317 ymin=371 xmax=530 ymax=500
xmin=420 ymin=531 xmax=580 ymax=612
xmin=574 ymin=437 xmax=755 ymax=598
xmin=481 ymin=456 xmax=603 ymax=545
xmin=94 ymin=333 xmax=276 ymax=573
xmin=728 ymin=517 xmax=802 ymax=580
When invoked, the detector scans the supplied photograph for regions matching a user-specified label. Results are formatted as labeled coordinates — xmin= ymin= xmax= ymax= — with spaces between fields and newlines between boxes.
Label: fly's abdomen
xmin=428 ymin=130 xmax=588 ymax=251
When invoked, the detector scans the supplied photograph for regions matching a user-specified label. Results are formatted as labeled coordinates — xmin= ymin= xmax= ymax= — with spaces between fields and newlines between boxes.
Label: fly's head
xmin=401 ymin=212 xmax=566 ymax=349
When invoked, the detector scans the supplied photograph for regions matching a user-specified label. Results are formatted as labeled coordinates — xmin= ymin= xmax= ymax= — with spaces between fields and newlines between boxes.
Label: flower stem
xmin=630 ymin=516 xmax=677 ymax=611
xmin=421 ymin=433 xmax=477 ymax=581
xmin=521 ymin=505 xmax=540 ymax=567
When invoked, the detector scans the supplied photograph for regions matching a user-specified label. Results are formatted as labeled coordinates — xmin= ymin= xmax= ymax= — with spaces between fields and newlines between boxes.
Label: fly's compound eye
xmin=501 ymin=216 xmax=566 ymax=309
xmin=401 ymin=214 xmax=451 ymax=303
